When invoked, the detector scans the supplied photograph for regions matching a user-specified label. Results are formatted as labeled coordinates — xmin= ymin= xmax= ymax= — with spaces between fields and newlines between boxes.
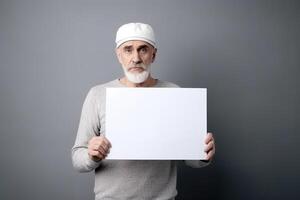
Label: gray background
xmin=0 ymin=0 xmax=299 ymax=199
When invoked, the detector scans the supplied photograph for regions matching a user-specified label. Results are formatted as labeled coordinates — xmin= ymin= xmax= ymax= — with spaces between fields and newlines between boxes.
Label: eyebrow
xmin=122 ymin=44 xmax=150 ymax=51
xmin=123 ymin=45 xmax=133 ymax=50
xmin=137 ymin=45 xmax=149 ymax=51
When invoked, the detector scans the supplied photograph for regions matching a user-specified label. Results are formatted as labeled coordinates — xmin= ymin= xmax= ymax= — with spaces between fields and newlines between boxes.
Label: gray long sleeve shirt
xmin=72 ymin=79 xmax=209 ymax=200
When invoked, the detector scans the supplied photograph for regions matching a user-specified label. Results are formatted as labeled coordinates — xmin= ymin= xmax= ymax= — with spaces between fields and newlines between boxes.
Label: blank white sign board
xmin=105 ymin=88 xmax=207 ymax=160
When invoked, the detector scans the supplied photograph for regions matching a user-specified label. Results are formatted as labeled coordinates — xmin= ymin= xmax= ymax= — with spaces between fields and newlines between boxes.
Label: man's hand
xmin=204 ymin=132 xmax=215 ymax=161
xmin=88 ymin=135 xmax=112 ymax=162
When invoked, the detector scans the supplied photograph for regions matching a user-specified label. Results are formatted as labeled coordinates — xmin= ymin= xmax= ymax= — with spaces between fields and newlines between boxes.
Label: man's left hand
xmin=204 ymin=132 xmax=215 ymax=161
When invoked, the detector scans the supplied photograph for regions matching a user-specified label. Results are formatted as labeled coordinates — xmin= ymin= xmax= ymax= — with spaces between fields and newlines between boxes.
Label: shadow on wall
xmin=173 ymin=39 xmax=260 ymax=200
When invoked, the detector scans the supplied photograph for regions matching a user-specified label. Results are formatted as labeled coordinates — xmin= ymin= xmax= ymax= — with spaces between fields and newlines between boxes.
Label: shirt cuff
xmin=85 ymin=152 xmax=101 ymax=170
xmin=184 ymin=160 xmax=211 ymax=168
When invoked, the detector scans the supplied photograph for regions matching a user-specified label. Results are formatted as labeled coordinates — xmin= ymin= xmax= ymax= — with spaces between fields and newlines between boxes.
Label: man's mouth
xmin=129 ymin=67 xmax=144 ymax=72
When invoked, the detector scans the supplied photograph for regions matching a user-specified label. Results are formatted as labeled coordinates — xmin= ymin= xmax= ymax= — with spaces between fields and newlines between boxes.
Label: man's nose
xmin=132 ymin=51 xmax=142 ymax=64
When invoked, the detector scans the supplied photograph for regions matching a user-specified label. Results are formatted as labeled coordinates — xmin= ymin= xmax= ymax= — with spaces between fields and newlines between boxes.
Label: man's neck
xmin=119 ymin=76 xmax=157 ymax=87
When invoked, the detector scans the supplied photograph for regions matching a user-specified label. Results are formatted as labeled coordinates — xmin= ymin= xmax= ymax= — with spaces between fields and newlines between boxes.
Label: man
xmin=72 ymin=22 xmax=215 ymax=200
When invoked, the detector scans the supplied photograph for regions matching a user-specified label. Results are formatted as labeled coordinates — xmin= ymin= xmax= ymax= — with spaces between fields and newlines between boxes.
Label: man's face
xmin=116 ymin=40 xmax=157 ymax=83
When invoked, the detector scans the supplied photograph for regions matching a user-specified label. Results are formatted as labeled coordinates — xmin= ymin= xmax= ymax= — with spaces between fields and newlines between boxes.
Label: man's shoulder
xmin=86 ymin=79 xmax=120 ymax=98
xmin=90 ymin=79 xmax=120 ymax=91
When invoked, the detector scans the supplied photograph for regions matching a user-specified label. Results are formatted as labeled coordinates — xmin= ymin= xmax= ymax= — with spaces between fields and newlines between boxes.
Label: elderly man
xmin=72 ymin=22 xmax=215 ymax=200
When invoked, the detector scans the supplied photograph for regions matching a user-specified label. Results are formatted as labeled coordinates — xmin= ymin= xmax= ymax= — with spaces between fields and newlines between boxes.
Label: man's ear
xmin=115 ymin=48 xmax=122 ymax=64
xmin=151 ymin=48 xmax=157 ymax=63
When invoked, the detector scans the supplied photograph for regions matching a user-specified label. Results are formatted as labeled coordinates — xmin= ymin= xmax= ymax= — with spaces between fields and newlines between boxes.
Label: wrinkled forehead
xmin=118 ymin=40 xmax=155 ymax=49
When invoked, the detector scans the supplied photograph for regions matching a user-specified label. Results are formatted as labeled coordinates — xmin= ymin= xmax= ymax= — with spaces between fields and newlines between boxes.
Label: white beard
xmin=122 ymin=64 xmax=151 ymax=84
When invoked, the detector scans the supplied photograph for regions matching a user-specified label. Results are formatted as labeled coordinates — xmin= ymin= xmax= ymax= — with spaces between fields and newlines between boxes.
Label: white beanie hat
xmin=115 ymin=23 xmax=156 ymax=48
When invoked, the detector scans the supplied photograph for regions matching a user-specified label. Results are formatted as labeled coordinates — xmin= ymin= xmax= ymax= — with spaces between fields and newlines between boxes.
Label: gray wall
xmin=0 ymin=0 xmax=299 ymax=199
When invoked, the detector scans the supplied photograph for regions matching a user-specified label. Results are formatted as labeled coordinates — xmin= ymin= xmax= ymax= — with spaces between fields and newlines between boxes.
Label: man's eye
xmin=124 ymin=49 xmax=132 ymax=53
xmin=140 ymin=48 xmax=147 ymax=53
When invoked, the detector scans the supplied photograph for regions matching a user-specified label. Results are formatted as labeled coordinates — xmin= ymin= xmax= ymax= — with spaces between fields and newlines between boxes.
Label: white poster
xmin=105 ymin=88 xmax=207 ymax=160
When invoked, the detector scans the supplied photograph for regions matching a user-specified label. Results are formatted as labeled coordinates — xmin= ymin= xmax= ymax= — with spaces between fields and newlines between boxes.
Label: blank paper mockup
xmin=105 ymin=88 xmax=207 ymax=160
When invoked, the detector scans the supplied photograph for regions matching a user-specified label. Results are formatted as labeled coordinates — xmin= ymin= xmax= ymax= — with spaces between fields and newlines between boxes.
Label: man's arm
xmin=71 ymin=88 xmax=103 ymax=172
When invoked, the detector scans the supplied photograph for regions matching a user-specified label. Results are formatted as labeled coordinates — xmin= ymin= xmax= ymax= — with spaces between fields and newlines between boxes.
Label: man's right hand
xmin=88 ymin=135 xmax=112 ymax=162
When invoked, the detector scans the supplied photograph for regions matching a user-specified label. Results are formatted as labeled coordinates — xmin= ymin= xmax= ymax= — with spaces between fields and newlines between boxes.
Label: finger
xmin=92 ymin=138 xmax=108 ymax=148
xmin=93 ymin=136 xmax=111 ymax=148
xmin=205 ymin=132 xmax=213 ymax=144
xmin=90 ymin=142 xmax=106 ymax=155
xmin=93 ymin=136 xmax=106 ymax=145
xmin=102 ymin=137 xmax=112 ymax=148
xmin=93 ymin=141 xmax=109 ymax=154
xmin=103 ymin=145 xmax=110 ymax=154
xmin=97 ymin=146 xmax=108 ymax=156
xmin=206 ymin=149 xmax=215 ymax=160
xmin=91 ymin=143 xmax=105 ymax=153
xmin=89 ymin=138 xmax=102 ymax=150
xmin=98 ymin=143 xmax=109 ymax=154
xmin=89 ymin=150 xmax=105 ymax=159
xmin=88 ymin=142 xmax=97 ymax=151
xmin=89 ymin=149 xmax=100 ymax=157
xmin=204 ymin=141 xmax=214 ymax=152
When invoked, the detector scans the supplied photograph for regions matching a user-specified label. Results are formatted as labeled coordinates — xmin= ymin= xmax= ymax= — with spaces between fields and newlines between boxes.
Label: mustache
xmin=127 ymin=63 xmax=148 ymax=70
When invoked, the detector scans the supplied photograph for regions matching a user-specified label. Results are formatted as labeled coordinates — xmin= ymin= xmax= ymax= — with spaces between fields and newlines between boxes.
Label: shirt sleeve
xmin=184 ymin=160 xmax=211 ymax=168
xmin=71 ymin=88 xmax=101 ymax=172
